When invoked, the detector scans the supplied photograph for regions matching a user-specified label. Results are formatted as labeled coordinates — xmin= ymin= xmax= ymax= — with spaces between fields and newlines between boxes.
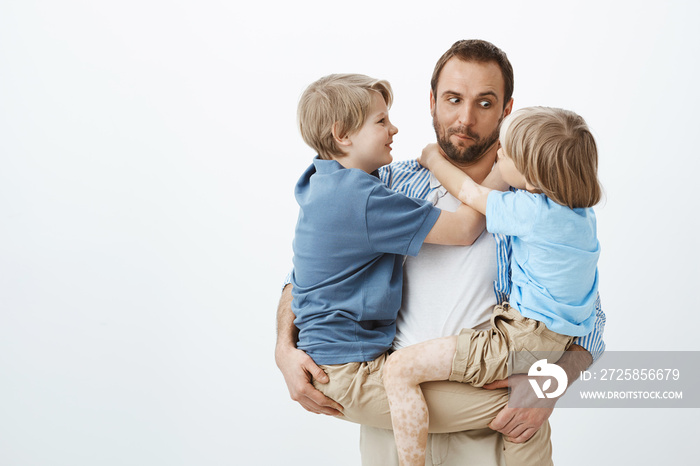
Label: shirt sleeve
xmin=365 ymin=183 xmax=441 ymax=257
xmin=572 ymin=292 xmax=606 ymax=363
xmin=282 ymin=268 xmax=293 ymax=291
xmin=486 ymin=190 xmax=541 ymax=237
xmin=379 ymin=160 xmax=432 ymax=199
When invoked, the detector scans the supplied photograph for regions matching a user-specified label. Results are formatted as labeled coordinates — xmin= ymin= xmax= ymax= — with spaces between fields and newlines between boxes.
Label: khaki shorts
xmin=450 ymin=303 xmax=575 ymax=387
xmin=313 ymin=351 xmax=553 ymax=466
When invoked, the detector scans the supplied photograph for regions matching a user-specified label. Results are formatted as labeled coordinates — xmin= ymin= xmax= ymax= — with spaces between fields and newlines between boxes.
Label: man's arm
xmin=486 ymin=297 xmax=606 ymax=443
xmin=484 ymin=344 xmax=593 ymax=443
xmin=275 ymin=284 xmax=343 ymax=416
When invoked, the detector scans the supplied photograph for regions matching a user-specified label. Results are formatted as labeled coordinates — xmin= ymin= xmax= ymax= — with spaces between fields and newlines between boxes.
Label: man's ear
xmin=429 ymin=90 xmax=436 ymax=117
xmin=503 ymin=98 xmax=514 ymax=117
xmin=332 ymin=122 xmax=351 ymax=147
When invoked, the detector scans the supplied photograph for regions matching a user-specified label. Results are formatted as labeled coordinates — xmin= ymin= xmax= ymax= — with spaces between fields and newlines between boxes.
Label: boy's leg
xmin=310 ymin=348 xmax=515 ymax=433
xmin=383 ymin=336 xmax=458 ymax=466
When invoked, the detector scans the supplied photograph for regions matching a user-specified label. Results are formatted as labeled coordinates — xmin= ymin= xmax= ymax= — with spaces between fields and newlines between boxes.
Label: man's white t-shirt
xmin=362 ymin=173 xmax=505 ymax=466
xmin=393 ymin=174 xmax=499 ymax=350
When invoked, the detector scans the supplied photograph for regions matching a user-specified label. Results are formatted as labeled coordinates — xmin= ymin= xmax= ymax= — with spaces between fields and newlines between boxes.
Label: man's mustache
xmin=447 ymin=126 xmax=480 ymax=139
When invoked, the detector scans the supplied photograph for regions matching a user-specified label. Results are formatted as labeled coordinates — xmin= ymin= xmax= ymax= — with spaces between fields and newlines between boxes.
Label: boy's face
xmin=431 ymin=58 xmax=512 ymax=166
xmin=496 ymin=145 xmax=529 ymax=190
xmin=343 ymin=92 xmax=399 ymax=173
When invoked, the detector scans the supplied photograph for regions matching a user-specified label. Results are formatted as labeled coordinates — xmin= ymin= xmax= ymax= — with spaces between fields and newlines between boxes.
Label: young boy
xmin=383 ymin=106 xmax=602 ymax=466
xmin=291 ymin=73 xmax=506 ymax=427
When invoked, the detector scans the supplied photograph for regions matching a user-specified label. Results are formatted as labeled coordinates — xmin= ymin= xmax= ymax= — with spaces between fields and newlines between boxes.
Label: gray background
xmin=1 ymin=0 xmax=698 ymax=464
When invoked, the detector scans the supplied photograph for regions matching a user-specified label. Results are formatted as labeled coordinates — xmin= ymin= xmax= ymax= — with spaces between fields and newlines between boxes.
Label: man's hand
xmin=275 ymin=344 xmax=343 ymax=416
xmin=483 ymin=374 xmax=555 ymax=443
xmin=275 ymin=284 xmax=343 ymax=416
xmin=483 ymin=346 xmax=593 ymax=443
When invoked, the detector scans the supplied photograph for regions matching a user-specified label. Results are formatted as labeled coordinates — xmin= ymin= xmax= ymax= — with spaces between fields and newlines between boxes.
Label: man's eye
xmin=480 ymin=101 xmax=492 ymax=108
xmin=448 ymin=97 xmax=460 ymax=104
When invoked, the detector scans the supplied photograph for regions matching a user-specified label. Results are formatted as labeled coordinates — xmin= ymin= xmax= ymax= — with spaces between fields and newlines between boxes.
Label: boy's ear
xmin=332 ymin=122 xmax=351 ymax=147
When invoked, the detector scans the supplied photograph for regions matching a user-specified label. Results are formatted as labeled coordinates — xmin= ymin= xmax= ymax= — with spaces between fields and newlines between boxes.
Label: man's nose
xmin=458 ymin=104 xmax=476 ymax=127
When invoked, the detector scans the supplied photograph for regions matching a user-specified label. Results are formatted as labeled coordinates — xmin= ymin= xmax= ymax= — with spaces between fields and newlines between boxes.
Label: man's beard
xmin=433 ymin=115 xmax=501 ymax=165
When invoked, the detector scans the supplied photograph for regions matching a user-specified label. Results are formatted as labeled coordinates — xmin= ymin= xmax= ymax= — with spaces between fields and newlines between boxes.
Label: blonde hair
xmin=500 ymin=107 xmax=601 ymax=209
xmin=297 ymin=74 xmax=393 ymax=160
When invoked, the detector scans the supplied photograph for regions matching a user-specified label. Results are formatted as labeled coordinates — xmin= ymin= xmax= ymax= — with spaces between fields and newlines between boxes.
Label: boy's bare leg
xmin=383 ymin=336 xmax=458 ymax=466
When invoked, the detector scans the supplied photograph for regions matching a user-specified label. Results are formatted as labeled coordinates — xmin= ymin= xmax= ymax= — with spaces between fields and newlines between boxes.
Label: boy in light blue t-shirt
xmin=383 ymin=107 xmax=603 ymax=465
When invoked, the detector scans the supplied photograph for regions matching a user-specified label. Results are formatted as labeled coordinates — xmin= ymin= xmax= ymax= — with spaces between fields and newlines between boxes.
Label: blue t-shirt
xmin=486 ymin=190 xmax=599 ymax=336
xmin=292 ymin=158 xmax=441 ymax=365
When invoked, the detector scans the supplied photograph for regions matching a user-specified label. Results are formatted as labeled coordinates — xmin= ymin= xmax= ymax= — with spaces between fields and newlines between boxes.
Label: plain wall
xmin=1 ymin=1 xmax=698 ymax=464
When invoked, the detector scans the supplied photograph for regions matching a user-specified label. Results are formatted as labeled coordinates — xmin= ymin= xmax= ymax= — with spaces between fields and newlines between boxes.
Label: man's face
xmin=430 ymin=58 xmax=512 ymax=165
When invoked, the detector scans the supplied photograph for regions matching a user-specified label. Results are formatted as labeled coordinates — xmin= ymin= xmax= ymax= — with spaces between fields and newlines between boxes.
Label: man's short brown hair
xmin=431 ymin=39 xmax=514 ymax=109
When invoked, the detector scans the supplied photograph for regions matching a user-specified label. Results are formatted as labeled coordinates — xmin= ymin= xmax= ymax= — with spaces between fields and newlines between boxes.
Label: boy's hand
xmin=417 ymin=143 xmax=443 ymax=169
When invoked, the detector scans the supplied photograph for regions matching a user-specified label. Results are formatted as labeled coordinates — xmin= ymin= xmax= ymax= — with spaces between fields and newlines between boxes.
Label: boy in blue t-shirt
xmin=291 ymin=73 xmax=508 ymax=431
xmin=383 ymin=107 xmax=602 ymax=465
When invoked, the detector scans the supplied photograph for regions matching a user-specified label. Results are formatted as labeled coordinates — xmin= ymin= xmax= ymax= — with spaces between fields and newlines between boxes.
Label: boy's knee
xmin=382 ymin=351 xmax=412 ymax=386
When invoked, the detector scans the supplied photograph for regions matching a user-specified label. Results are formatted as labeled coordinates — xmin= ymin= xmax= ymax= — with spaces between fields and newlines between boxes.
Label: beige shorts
xmin=449 ymin=303 xmax=575 ymax=387
xmin=313 ymin=350 xmax=553 ymax=466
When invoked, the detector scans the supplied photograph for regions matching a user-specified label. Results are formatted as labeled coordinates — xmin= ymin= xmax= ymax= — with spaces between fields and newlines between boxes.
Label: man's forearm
xmin=274 ymin=283 xmax=342 ymax=414
xmin=558 ymin=344 xmax=593 ymax=385
xmin=276 ymin=284 xmax=297 ymax=351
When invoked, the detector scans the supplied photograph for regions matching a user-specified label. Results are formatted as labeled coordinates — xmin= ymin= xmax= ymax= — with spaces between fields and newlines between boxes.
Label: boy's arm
xmin=419 ymin=144 xmax=504 ymax=215
xmin=423 ymin=204 xmax=485 ymax=246
xmin=275 ymin=284 xmax=343 ymax=416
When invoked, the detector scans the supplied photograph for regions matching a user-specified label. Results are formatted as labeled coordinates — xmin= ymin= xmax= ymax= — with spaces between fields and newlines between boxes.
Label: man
xmin=276 ymin=39 xmax=605 ymax=465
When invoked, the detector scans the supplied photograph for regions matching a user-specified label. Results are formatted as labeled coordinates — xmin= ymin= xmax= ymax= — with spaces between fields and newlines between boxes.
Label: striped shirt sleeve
xmin=282 ymin=269 xmax=293 ymax=291
xmin=379 ymin=160 xmax=432 ymax=199
xmin=573 ymin=293 xmax=606 ymax=363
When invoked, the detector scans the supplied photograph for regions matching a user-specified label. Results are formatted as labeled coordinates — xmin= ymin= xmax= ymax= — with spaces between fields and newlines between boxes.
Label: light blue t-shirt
xmin=486 ymin=190 xmax=600 ymax=336
xmin=292 ymin=158 xmax=441 ymax=365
